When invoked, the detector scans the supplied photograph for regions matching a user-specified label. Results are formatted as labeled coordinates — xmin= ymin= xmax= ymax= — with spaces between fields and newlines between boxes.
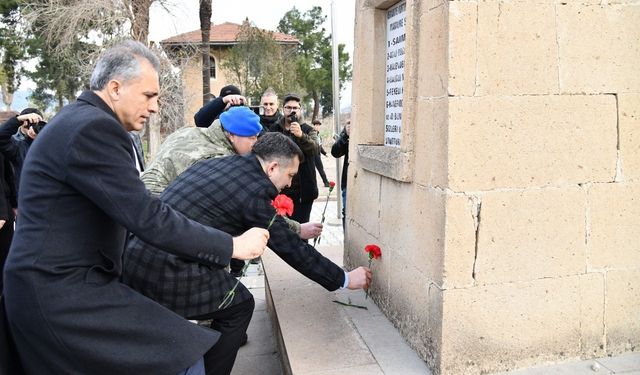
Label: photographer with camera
xmin=0 ymin=108 xmax=46 ymax=201
xmin=267 ymin=93 xmax=320 ymax=223
xmin=194 ymin=84 xmax=248 ymax=127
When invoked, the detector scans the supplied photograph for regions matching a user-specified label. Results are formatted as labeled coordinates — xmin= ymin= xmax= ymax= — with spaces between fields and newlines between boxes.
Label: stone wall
xmin=347 ymin=0 xmax=640 ymax=374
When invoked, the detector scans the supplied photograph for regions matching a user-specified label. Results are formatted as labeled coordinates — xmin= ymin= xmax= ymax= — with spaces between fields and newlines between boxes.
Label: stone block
xmin=357 ymin=145 xmax=414 ymax=182
xmin=557 ymin=4 xmax=640 ymax=93
xmin=347 ymin=168 xmax=382 ymax=237
xmin=448 ymin=95 xmax=618 ymax=190
xmin=476 ymin=2 xmax=559 ymax=95
xmin=417 ymin=2 xmax=448 ymax=98
xmin=343 ymin=220 xmax=384 ymax=282
xmin=440 ymin=274 xmax=605 ymax=374
xmin=414 ymin=97 xmax=448 ymax=188
xmin=387 ymin=259 xmax=444 ymax=371
xmin=352 ymin=5 xmax=387 ymax=145
xmin=606 ymin=269 xmax=640 ymax=354
xmin=448 ymin=1 xmax=478 ymax=96
xmin=474 ymin=187 xmax=587 ymax=285
xmin=442 ymin=193 xmax=478 ymax=288
xmin=619 ymin=94 xmax=640 ymax=181
xmin=379 ymin=182 xmax=446 ymax=285
xmin=588 ymin=182 xmax=640 ymax=270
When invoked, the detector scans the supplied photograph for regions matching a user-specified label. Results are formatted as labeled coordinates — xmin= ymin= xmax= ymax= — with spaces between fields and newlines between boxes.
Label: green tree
xmin=0 ymin=0 xmax=29 ymax=109
xmin=277 ymin=6 xmax=352 ymax=120
xmin=221 ymin=19 xmax=300 ymax=103
xmin=27 ymin=39 xmax=92 ymax=111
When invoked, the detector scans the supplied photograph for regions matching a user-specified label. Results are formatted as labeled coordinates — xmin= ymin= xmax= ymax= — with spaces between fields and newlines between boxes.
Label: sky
xmin=148 ymin=0 xmax=356 ymax=108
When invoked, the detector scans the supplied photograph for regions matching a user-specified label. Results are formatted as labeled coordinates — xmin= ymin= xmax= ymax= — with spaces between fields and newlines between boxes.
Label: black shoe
xmin=240 ymin=333 xmax=248 ymax=347
xmin=249 ymin=257 xmax=261 ymax=264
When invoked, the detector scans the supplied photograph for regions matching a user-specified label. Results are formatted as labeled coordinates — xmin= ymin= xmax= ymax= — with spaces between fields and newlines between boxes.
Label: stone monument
xmin=346 ymin=0 xmax=640 ymax=373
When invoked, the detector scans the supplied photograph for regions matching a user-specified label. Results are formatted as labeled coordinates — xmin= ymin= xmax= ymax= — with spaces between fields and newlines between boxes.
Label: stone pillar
xmin=347 ymin=0 xmax=640 ymax=374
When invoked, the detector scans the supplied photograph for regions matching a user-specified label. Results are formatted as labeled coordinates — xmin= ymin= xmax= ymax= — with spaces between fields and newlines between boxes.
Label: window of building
xmin=209 ymin=56 xmax=216 ymax=80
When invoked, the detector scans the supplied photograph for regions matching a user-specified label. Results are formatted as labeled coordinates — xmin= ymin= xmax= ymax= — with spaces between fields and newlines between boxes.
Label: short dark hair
xmin=312 ymin=120 xmax=321 ymax=125
xmin=252 ymin=132 xmax=304 ymax=166
xmin=283 ymin=93 xmax=301 ymax=104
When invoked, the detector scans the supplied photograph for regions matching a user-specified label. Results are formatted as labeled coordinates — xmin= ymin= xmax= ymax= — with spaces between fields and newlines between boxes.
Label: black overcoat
xmin=3 ymin=91 xmax=234 ymax=375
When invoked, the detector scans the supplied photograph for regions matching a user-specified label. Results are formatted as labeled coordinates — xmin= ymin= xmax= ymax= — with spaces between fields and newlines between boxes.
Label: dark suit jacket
xmin=3 ymin=91 xmax=235 ymax=375
xmin=123 ymin=154 xmax=345 ymax=318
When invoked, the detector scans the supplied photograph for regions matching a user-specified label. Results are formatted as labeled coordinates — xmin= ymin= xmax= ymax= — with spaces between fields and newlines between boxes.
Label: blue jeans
xmin=178 ymin=358 xmax=205 ymax=375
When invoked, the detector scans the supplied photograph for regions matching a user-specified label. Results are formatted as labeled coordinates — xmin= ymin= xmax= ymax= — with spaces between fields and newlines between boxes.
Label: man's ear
xmin=106 ymin=79 xmax=122 ymax=101
xmin=266 ymin=160 xmax=279 ymax=176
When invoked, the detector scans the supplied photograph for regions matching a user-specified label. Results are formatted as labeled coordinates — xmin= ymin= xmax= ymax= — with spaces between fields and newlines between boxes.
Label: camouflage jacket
xmin=141 ymin=120 xmax=234 ymax=196
xmin=141 ymin=120 xmax=301 ymax=234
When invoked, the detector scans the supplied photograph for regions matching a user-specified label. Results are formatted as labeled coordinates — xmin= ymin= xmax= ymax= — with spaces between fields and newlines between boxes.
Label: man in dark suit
xmin=2 ymin=40 xmax=269 ymax=375
xmin=123 ymin=132 xmax=372 ymax=375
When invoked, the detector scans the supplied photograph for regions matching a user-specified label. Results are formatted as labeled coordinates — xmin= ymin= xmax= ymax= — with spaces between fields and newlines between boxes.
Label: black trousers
xmin=0 ymin=215 xmax=14 ymax=293
xmin=290 ymin=200 xmax=313 ymax=224
xmin=229 ymin=258 xmax=245 ymax=274
xmin=314 ymin=154 xmax=329 ymax=185
xmin=189 ymin=297 xmax=255 ymax=375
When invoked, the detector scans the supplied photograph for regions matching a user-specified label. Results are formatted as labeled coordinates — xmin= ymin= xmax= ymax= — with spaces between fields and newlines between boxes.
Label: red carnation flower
xmin=271 ymin=194 xmax=294 ymax=217
xmin=364 ymin=244 xmax=381 ymax=300
xmin=329 ymin=181 xmax=336 ymax=188
xmin=365 ymin=244 xmax=381 ymax=260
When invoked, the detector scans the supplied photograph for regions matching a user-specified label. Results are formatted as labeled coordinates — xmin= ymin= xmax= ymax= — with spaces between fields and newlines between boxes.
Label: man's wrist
xmin=341 ymin=271 xmax=349 ymax=289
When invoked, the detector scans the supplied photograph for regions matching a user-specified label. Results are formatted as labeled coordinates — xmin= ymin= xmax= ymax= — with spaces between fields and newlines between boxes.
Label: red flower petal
xmin=329 ymin=181 xmax=336 ymax=188
xmin=272 ymin=194 xmax=294 ymax=217
xmin=364 ymin=244 xmax=381 ymax=260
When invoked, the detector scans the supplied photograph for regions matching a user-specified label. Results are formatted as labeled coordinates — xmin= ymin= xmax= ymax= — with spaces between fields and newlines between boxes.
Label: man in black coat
xmin=0 ymin=107 xmax=45 ymax=199
xmin=267 ymin=93 xmax=319 ymax=223
xmin=2 ymin=40 xmax=268 ymax=375
xmin=123 ymin=132 xmax=372 ymax=375
xmin=331 ymin=119 xmax=351 ymax=228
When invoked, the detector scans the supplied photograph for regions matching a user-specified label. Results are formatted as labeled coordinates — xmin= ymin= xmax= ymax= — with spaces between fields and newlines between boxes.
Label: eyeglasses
xmin=284 ymin=106 xmax=300 ymax=111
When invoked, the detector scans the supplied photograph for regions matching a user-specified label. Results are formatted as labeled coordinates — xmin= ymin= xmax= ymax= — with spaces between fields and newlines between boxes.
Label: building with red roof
xmin=161 ymin=21 xmax=299 ymax=125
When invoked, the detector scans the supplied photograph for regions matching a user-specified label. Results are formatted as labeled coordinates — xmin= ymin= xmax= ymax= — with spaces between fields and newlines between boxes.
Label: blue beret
xmin=220 ymin=106 xmax=263 ymax=136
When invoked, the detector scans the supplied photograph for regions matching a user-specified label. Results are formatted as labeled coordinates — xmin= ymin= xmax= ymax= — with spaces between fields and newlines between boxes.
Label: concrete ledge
xmin=262 ymin=245 xmax=431 ymax=375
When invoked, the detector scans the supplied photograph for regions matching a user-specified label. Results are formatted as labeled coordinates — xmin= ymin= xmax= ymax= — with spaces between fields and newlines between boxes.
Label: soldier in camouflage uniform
xmin=141 ymin=118 xmax=240 ymax=196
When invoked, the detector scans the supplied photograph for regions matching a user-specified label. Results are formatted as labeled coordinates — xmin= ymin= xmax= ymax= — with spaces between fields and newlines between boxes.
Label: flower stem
xmin=267 ymin=214 xmax=277 ymax=229
xmin=365 ymin=258 xmax=372 ymax=300
xmin=314 ymin=188 xmax=333 ymax=247
xmin=332 ymin=300 xmax=368 ymax=309
xmin=218 ymin=260 xmax=251 ymax=309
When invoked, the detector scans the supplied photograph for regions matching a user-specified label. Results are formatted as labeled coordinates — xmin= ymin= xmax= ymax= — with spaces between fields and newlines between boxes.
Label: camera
xmin=249 ymin=106 xmax=263 ymax=116
xmin=288 ymin=111 xmax=298 ymax=123
xmin=29 ymin=121 xmax=47 ymax=134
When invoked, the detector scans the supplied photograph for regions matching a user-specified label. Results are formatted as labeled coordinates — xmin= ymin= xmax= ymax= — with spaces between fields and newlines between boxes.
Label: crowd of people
xmin=0 ymin=40 xmax=358 ymax=375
